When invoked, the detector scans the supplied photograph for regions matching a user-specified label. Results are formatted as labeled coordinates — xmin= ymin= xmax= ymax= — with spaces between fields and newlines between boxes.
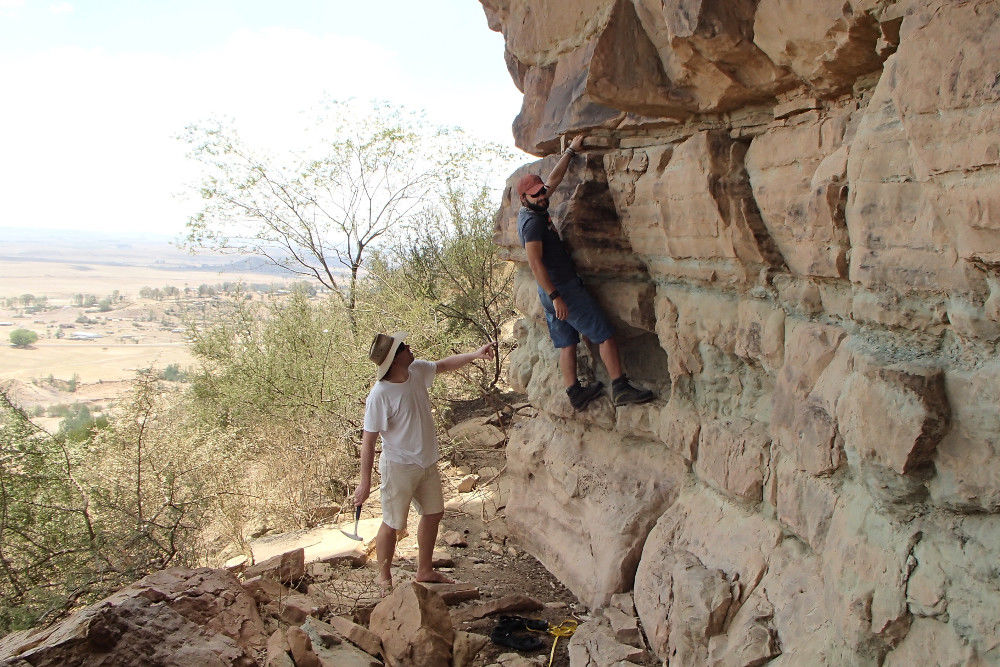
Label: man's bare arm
xmin=526 ymin=240 xmax=568 ymax=320
xmin=544 ymin=134 xmax=585 ymax=192
xmin=353 ymin=430 xmax=379 ymax=507
xmin=435 ymin=342 xmax=496 ymax=373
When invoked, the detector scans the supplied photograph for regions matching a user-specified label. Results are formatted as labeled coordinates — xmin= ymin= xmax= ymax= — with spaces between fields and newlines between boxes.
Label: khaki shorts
xmin=378 ymin=457 xmax=444 ymax=530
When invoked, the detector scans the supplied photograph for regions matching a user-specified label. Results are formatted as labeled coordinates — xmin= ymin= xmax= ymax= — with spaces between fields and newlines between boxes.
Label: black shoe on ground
xmin=566 ymin=381 xmax=604 ymax=411
xmin=612 ymin=377 xmax=656 ymax=406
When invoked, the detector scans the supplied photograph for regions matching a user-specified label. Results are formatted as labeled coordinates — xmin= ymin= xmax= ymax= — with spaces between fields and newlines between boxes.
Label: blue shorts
xmin=538 ymin=278 xmax=615 ymax=348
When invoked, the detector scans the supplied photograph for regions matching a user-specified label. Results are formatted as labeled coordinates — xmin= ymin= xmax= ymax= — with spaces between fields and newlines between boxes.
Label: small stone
xmin=544 ymin=601 xmax=568 ymax=610
xmin=325 ymin=615 xmax=382 ymax=657
xmin=285 ymin=626 xmax=320 ymax=667
xmin=432 ymin=549 xmax=454 ymax=567
xmin=245 ymin=548 xmax=305 ymax=586
xmin=444 ymin=531 xmax=468 ymax=548
xmin=457 ymin=474 xmax=480 ymax=493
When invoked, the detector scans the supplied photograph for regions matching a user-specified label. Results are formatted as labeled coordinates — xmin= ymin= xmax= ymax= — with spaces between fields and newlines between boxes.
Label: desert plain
xmin=0 ymin=232 xmax=294 ymax=426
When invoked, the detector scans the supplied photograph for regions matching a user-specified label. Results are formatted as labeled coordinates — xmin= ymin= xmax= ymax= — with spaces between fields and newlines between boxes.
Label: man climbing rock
xmin=517 ymin=134 xmax=655 ymax=410
xmin=354 ymin=332 xmax=495 ymax=592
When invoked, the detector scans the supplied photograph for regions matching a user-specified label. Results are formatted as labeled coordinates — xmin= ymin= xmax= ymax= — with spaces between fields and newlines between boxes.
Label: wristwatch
xmin=549 ymin=289 xmax=561 ymax=300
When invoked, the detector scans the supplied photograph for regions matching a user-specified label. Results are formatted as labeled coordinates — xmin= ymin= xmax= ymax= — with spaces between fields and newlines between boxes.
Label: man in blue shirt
xmin=517 ymin=134 xmax=655 ymax=410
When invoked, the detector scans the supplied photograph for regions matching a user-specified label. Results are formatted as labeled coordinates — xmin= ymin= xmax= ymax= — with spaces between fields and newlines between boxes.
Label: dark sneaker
xmin=566 ymin=381 xmax=604 ymax=411
xmin=612 ymin=378 xmax=656 ymax=406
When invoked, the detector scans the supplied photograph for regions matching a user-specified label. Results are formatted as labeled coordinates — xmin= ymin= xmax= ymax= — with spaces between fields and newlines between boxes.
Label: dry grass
xmin=0 ymin=340 xmax=194 ymax=383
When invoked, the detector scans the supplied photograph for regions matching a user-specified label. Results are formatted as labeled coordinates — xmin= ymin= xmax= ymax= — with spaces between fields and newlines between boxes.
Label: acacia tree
xmin=9 ymin=329 xmax=37 ymax=348
xmin=371 ymin=180 xmax=515 ymax=390
xmin=182 ymin=102 xmax=503 ymax=328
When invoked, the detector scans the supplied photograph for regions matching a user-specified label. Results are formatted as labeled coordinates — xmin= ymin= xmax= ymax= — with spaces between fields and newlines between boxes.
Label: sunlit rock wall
xmin=482 ymin=0 xmax=1000 ymax=663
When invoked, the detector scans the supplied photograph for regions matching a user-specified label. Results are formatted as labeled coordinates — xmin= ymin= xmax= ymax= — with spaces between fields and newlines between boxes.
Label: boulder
xmin=0 ymin=568 xmax=265 ymax=665
xmin=248 ymin=519 xmax=379 ymax=567
xmin=754 ymin=0 xmax=883 ymax=94
xmin=224 ymin=553 xmax=249 ymax=575
xmin=505 ymin=416 xmax=686 ymax=608
xmin=370 ymin=582 xmax=455 ymax=667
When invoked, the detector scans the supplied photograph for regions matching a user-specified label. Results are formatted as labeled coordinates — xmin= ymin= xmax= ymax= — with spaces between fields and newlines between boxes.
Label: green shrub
xmin=9 ymin=329 xmax=37 ymax=348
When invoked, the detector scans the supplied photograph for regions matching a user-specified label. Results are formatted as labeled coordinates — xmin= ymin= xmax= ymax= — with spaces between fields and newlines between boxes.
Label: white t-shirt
xmin=363 ymin=359 xmax=438 ymax=468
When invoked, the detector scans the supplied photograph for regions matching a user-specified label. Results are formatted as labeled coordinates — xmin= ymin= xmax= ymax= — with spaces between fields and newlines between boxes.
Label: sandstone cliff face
xmin=484 ymin=0 xmax=1000 ymax=664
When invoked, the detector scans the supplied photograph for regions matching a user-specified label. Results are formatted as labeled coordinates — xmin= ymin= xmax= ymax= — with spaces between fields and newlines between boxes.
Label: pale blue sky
xmin=0 ymin=0 xmax=524 ymax=235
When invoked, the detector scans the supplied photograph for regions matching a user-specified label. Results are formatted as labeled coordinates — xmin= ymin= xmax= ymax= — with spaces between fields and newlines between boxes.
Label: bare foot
xmin=415 ymin=570 xmax=455 ymax=584
xmin=377 ymin=576 xmax=393 ymax=597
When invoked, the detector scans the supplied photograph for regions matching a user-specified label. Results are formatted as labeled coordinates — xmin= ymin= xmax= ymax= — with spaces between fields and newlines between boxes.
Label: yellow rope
xmin=539 ymin=619 xmax=577 ymax=667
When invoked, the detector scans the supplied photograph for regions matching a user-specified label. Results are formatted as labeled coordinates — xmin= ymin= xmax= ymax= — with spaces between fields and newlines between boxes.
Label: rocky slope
xmin=485 ymin=0 xmax=1000 ymax=664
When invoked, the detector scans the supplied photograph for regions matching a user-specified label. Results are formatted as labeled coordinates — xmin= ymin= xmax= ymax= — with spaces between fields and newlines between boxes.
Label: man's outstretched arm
xmin=353 ymin=429 xmax=379 ymax=507
xmin=543 ymin=134 xmax=585 ymax=192
xmin=435 ymin=342 xmax=497 ymax=374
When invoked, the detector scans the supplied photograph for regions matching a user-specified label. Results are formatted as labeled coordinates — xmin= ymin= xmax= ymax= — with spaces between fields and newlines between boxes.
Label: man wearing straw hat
xmin=355 ymin=331 xmax=495 ymax=591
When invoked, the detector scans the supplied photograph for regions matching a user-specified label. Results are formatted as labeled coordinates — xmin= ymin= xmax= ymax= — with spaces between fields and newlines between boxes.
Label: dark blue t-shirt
xmin=517 ymin=207 xmax=578 ymax=286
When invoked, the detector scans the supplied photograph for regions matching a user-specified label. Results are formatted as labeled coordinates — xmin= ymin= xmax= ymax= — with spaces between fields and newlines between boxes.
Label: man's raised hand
xmin=475 ymin=341 xmax=497 ymax=360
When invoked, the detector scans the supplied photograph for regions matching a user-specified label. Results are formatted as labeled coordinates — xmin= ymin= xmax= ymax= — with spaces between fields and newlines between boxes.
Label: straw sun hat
xmin=369 ymin=331 xmax=408 ymax=382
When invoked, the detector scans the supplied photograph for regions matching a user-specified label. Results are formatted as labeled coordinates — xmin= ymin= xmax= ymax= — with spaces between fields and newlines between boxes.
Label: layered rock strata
xmin=483 ymin=0 xmax=1000 ymax=663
